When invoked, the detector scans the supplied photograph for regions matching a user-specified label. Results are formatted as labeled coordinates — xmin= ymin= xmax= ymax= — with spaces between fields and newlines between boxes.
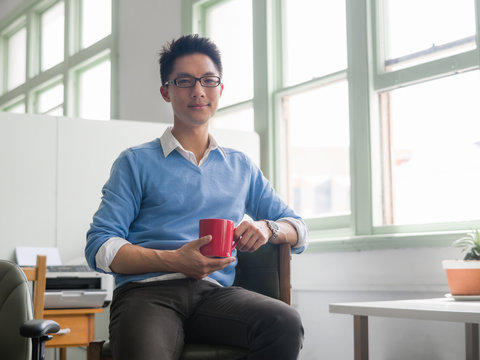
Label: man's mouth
xmin=188 ymin=103 xmax=209 ymax=109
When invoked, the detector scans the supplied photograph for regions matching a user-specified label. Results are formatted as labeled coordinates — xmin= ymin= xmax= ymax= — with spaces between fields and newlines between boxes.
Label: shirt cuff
xmin=277 ymin=217 xmax=309 ymax=249
xmin=95 ymin=237 xmax=130 ymax=272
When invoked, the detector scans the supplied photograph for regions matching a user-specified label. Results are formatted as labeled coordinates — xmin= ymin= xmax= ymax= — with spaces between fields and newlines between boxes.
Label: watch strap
xmin=265 ymin=220 xmax=279 ymax=243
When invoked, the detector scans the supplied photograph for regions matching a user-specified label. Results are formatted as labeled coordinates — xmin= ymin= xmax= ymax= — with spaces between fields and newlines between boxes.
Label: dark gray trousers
xmin=109 ymin=278 xmax=304 ymax=360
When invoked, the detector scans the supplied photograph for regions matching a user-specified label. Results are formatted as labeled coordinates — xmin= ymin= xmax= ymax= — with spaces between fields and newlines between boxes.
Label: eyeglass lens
xmin=175 ymin=76 xmax=220 ymax=87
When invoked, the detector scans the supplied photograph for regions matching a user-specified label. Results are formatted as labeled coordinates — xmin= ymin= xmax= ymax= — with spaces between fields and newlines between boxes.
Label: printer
xmin=15 ymin=246 xmax=114 ymax=309
xmin=45 ymin=264 xmax=114 ymax=309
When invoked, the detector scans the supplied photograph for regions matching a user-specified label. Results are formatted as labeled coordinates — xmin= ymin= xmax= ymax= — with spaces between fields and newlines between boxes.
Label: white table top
xmin=329 ymin=298 xmax=480 ymax=323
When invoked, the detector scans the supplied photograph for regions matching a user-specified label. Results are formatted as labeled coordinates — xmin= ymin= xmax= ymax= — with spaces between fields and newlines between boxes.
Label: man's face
xmin=160 ymin=53 xmax=223 ymax=129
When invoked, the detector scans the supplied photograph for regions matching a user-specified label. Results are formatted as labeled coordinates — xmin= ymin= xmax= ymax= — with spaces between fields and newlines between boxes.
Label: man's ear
xmin=220 ymin=83 xmax=224 ymax=96
xmin=160 ymin=86 xmax=171 ymax=102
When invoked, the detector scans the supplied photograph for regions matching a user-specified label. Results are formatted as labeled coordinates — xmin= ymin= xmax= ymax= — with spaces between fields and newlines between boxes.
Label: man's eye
xmin=203 ymin=77 xmax=219 ymax=86
xmin=176 ymin=78 xmax=193 ymax=86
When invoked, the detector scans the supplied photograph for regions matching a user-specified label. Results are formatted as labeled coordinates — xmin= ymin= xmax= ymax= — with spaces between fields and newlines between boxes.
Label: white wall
xmin=117 ymin=0 xmax=180 ymax=123
xmin=0 ymin=0 xmax=23 ymax=19
xmin=292 ymin=247 xmax=465 ymax=360
xmin=0 ymin=1 xmax=470 ymax=360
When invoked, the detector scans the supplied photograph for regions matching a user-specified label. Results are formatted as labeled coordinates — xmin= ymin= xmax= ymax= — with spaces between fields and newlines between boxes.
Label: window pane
xmin=7 ymin=27 xmax=26 ymax=90
xmin=78 ymin=60 xmax=111 ymax=120
xmin=4 ymin=101 xmax=25 ymax=114
xmin=45 ymin=107 xmax=63 ymax=116
xmin=37 ymin=83 xmax=63 ymax=114
xmin=375 ymin=71 xmax=480 ymax=225
xmin=206 ymin=0 xmax=253 ymax=107
xmin=381 ymin=0 xmax=476 ymax=71
xmin=41 ymin=1 xmax=64 ymax=71
xmin=81 ymin=0 xmax=111 ymax=49
xmin=211 ymin=107 xmax=254 ymax=132
xmin=282 ymin=81 xmax=350 ymax=218
xmin=284 ymin=0 xmax=347 ymax=86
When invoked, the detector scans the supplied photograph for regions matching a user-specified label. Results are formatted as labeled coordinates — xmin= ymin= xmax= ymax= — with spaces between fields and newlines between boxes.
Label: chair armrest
xmin=20 ymin=319 xmax=60 ymax=338
xmin=278 ymin=243 xmax=292 ymax=305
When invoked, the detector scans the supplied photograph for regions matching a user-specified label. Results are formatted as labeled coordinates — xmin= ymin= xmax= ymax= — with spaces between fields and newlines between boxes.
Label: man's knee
xmin=276 ymin=306 xmax=304 ymax=343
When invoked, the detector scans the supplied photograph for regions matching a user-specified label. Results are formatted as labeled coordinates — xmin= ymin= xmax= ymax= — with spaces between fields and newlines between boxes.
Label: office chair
xmin=0 ymin=255 xmax=60 ymax=360
xmin=87 ymin=242 xmax=292 ymax=360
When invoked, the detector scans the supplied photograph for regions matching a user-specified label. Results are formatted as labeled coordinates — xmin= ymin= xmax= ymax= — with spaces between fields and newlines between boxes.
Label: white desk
xmin=329 ymin=298 xmax=480 ymax=360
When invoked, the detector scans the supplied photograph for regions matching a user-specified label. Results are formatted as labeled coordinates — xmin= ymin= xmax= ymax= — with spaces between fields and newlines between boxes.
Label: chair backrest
xmin=0 ymin=259 xmax=34 ymax=360
xmin=20 ymin=255 xmax=47 ymax=319
xmin=233 ymin=242 xmax=291 ymax=305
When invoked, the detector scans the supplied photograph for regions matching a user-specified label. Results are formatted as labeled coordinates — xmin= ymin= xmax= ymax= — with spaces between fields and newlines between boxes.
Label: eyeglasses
xmin=164 ymin=76 xmax=221 ymax=88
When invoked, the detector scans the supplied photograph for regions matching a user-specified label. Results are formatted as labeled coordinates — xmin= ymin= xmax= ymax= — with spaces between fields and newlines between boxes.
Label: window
xmin=281 ymin=81 xmax=350 ymax=219
xmin=40 ymin=1 xmax=64 ymax=71
xmin=279 ymin=0 xmax=349 ymax=225
xmin=372 ymin=0 xmax=480 ymax=233
xmin=192 ymin=0 xmax=254 ymax=132
xmin=34 ymin=81 xmax=64 ymax=115
xmin=80 ymin=0 xmax=112 ymax=49
xmin=184 ymin=0 xmax=480 ymax=248
xmin=0 ymin=0 xmax=116 ymax=120
xmin=374 ymin=71 xmax=480 ymax=226
xmin=3 ymin=98 xmax=25 ymax=114
xmin=76 ymin=58 xmax=111 ymax=120
xmin=380 ymin=0 xmax=476 ymax=71
xmin=7 ymin=26 xmax=27 ymax=91
xmin=283 ymin=0 xmax=347 ymax=86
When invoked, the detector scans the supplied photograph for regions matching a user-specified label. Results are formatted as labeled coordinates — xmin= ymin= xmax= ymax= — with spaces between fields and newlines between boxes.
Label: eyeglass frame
xmin=163 ymin=75 xmax=222 ymax=88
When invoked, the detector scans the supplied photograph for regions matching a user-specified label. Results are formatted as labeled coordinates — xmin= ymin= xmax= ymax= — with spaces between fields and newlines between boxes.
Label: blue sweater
xmin=85 ymin=139 xmax=305 ymax=287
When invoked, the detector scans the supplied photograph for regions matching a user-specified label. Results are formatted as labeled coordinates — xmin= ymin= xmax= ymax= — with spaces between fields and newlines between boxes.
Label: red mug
xmin=199 ymin=218 xmax=237 ymax=257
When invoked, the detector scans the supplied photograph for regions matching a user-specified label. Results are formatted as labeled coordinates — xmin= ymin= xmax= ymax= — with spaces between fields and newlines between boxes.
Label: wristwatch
xmin=265 ymin=220 xmax=279 ymax=243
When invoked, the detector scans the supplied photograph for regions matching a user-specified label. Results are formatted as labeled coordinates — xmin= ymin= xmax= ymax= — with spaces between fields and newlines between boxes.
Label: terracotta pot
xmin=442 ymin=260 xmax=480 ymax=295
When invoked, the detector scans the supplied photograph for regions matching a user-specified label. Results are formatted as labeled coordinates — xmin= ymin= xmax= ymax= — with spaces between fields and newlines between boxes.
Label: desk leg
xmin=354 ymin=315 xmax=369 ymax=360
xmin=59 ymin=347 xmax=67 ymax=360
xmin=466 ymin=323 xmax=479 ymax=360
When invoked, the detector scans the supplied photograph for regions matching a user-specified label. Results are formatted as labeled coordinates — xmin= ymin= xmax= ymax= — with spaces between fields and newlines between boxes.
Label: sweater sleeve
xmin=85 ymin=149 xmax=142 ymax=272
xmin=244 ymin=155 xmax=308 ymax=253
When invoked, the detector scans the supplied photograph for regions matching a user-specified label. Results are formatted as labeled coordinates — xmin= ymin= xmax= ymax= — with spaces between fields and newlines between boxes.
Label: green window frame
xmin=0 ymin=0 xmax=118 ymax=120
xmin=182 ymin=0 xmax=480 ymax=251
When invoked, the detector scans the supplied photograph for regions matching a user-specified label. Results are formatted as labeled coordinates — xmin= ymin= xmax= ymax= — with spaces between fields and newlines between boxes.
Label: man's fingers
xmin=190 ymin=235 xmax=212 ymax=248
xmin=234 ymin=221 xmax=249 ymax=239
xmin=195 ymin=256 xmax=235 ymax=278
xmin=205 ymin=256 xmax=235 ymax=271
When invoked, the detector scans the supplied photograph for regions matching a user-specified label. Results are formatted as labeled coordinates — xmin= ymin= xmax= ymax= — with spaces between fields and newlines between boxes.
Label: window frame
xmin=1 ymin=16 xmax=27 ymax=93
xmin=0 ymin=0 xmax=118 ymax=119
xmin=187 ymin=0 xmax=480 ymax=251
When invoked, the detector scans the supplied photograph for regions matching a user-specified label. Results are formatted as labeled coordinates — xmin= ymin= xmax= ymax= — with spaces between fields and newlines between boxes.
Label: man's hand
xmin=173 ymin=235 xmax=235 ymax=279
xmin=234 ymin=220 xmax=270 ymax=253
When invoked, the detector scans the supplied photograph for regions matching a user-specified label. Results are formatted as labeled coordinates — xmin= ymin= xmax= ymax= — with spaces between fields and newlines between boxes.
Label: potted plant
xmin=443 ymin=229 xmax=480 ymax=296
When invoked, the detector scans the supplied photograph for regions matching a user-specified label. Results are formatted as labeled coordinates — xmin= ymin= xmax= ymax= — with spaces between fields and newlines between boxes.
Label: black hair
xmin=159 ymin=34 xmax=223 ymax=85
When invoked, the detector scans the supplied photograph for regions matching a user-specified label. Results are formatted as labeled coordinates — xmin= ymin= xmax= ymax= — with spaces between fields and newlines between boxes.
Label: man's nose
xmin=191 ymin=80 xmax=206 ymax=97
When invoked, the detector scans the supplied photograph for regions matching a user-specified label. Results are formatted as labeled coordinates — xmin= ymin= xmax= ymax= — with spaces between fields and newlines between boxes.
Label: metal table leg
xmin=354 ymin=315 xmax=369 ymax=360
xmin=466 ymin=323 xmax=479 ymax=360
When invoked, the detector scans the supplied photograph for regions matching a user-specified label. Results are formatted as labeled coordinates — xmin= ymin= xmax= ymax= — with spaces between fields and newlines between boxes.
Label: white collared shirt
xmin=160 ymin=126 xmax=225 ymax=166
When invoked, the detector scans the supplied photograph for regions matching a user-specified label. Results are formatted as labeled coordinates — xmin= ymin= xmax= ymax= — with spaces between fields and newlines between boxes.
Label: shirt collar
xmin=159 ymin=126 xmax=225 ymax=163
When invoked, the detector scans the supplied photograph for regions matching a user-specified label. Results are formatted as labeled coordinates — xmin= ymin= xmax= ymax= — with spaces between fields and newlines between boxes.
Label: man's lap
xmin=109 ymin=278 xmax=302 ymax=359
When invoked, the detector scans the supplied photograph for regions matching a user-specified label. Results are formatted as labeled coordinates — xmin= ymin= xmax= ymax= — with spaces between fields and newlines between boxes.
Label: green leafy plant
xmin=453 ymin=230 xmax=480 ymax=260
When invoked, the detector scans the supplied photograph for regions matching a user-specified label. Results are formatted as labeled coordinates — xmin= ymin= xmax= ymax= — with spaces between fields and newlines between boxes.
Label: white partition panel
xmin=0 ymin=112 xmax=260 ymax=263
xmin=0 ymin=112 xmax=58 ymax=259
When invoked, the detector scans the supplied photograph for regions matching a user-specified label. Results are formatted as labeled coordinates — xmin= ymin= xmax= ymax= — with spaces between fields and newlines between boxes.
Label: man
xmin=85 ymin=34 xmax=308 ymax=360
